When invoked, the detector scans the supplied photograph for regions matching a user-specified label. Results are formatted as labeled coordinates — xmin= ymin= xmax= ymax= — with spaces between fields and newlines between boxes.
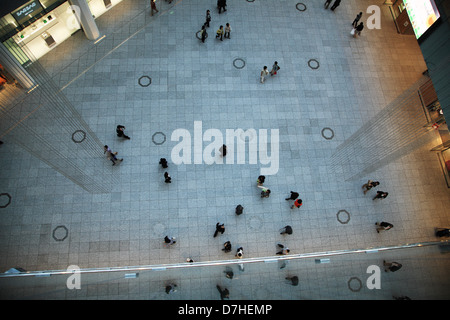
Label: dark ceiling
xmin=0 ymin=0 xmax=31 ymax=19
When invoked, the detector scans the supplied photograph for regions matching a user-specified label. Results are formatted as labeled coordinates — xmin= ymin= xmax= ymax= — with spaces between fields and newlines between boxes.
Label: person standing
xmin=150 ymin=0 xmax=159 ymax=16
xmin=164 ymin=172 xmax=172 ymax=183
xmin=373 ymin=191 xmax=388 ymax=200
xmin=104 ymin=145 xmax=123 ymax=165
xmin=205 ymin=10 xmax=211 ymax=27
xmin=235 ymin=204 xmax=244 ymax=215
xmin=286 ymin=276 xmax=299 ymax=286
xmin=352 ymin=12 xmax=363 ymax=28
xmin=116 ymin=125 xmax=130 ymax=140
xmin=285 ymin=191 xmax=299 ymax=201
xmin=270 ymin=61 xmax=280 ymax=76
xmin=224 ymin=23 xmax=231 ymax=39
xmin=258 ymin=185 xmax=271 ymax=198
xmin=362 ymin=180 xmax=380 ymax=195
xmin=330 ymin=0 xmax=341 ymax=11
xmin=375 ymin=221 xmax=393 ymax=233
xmin=291 ymin=198 xmax=302 ymax=209
xmin=324 ymin=0 xmax=332 ymax=9
xmin=214 ymin=223 xmax=225 ymax=237
xmin=260 ymin=66 xmax=269 ymax=83
xmin=354 ymin=22 xmax=364 ymax=38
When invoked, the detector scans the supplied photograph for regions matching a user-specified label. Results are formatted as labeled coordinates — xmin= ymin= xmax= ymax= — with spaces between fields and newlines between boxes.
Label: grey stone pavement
xmin=0 ymin=0 xmax=449 ymax=299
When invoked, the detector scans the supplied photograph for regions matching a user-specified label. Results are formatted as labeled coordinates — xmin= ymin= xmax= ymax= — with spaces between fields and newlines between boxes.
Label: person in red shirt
xmin=291 ymin=198 xmax=302 ymax=209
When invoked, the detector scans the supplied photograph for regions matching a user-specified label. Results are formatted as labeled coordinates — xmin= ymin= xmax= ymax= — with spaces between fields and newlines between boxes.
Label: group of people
xmin=362 ymin=179 xmax=394 ymax=233
xmin=201 ymin=5 xmax=231 ymax=43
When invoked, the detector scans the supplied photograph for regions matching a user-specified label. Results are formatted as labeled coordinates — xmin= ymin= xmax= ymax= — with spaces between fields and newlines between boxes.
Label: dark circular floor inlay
xmin=196 ymin=30 xmax=209 ymax=40
xmin=308 ymin=59 xmax=320 ymax=70
xmin=71 ymin=130 xmax=86 ymax=143
xmin=138 ymin=76 xmax=152 ymax=87
xmin=337 ymin=210 xmax=350 ymax=224
xmin=296 ymin=3 xmax=307 ymax=11
xmin=52 ymin=225 xmax=68 ymax=242
xmin=0 ymin=193 xmax=11 ymax=208
xmin=152 ymin=132 xmax=167 ymax=145
xmin=321 ymin=127 xmax=334 ymax=140
xmin=348 ymin=277 xmax=362 ymax=292
xmin=233 ymin=58 xmax=246 ymax=69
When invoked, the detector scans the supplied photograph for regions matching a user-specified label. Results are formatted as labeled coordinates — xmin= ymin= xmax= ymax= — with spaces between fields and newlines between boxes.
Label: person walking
xmin=383 ymin=261 xmax=402 ymax=272
xmin=354 ymin=22 xmax=364 ymax=38
xmin=280 ymin=225 xmax=293 ymax=235
xmin=116 ymin=125 xmax=130 ymax=140
xmin=270 ymin=61 xmax=280 ymax=76
xmin=164 ymin=236 xmax=176 ymax=245
xmin=150 ymin=0 xmax=159 ymax=16
xmin=258 ymin=185 xmax=271 ymax=198
xmin=216 ymin=25 xmax=224 ymax=41
xmin=216 ymin=285 xmax=230 ymax=300
xmin=205 ymin=10 xmax=211 ymax=27
xmin=435 ymin=228 xmax=450 ymax=238
xmin=220 ymin=144 xmax=227 ymax=157
xmin=104 ymin=145 xmax=123 ymax=165
xmin=257 ymin=175 xmax=265 ymax=186
xmin=324 ymin=0 xmax=332 ymax=9
xmin=375 ymin=221 xmax=393 ymax=233
xmin=285 ymin=276 xmax=299 ymax=286
xmin=200 ymin=25 xmax=207 ymax=43
xmin=276 ymin=244 xmax=290 ymax=255
xmin=218 ymin=0 xmax=227 ymax=14
xmin=165 ymin=283 xmax=177 ymax=294
xmin=222 ymin=241 xmax=232 ymax=252
xmin=159 ymin=158 xmax=168 ymax=168
xmin=285 ymin=191 xmax=299 ymax=201
xmin=373 ymin=191 xmax=388 ymax=200
xmin=291 ymin=198 xmax=302 ymax=209
xmin=352 ymin=12 xmax=363 ymax=28
xmin=214 ymin=223 xmax=225 ymax=237
xmin=164 ymin=172 xmax=172 ymax=183
xmin=330 ymin=0 xmax=341 ymax=11
xmin=235 ymin=204 xmax=244 ymax=215
xmin=260 ymin=66 xmax=269 ymax=83
xmin=362 ymin=180 xmax=380 ymax=195
xmin=235 ymin=247 xmax=244 ymax=258
xmin=224 ymin=23 xmax=231 ymax=39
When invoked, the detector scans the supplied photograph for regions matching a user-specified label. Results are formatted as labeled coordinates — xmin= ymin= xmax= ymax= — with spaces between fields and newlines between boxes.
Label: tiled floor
xmin=0 ymin=0 xmax=449 ymax=299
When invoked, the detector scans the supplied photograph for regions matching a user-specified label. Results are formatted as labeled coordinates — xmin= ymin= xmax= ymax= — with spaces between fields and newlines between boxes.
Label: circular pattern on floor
xmin=71 ymin=130 xmax=86 ymax=143
xmin=52 ymin=225 xmax=69 ymax=242
xmin=233 ymin=58 xmax=246 ymax=69
xmin=321 ymin=127 xmax=334 ymax=140
xmin=347 ymin=277 xmax=362 ymax=292
xmin=336 ymin=210 xmax=350 ymax=224
xmin=0 ymin=193 xmax=11 ymax=208
xmin=296 ymin=3 xmax=307 ymax=11
xmin=152 ymin=132 xmax=166 ymax=145
xmin=138 ymin=76 xmax=152 ymax=87
xmin=196 ymin=30 xmax=208 ymax=40
xmin=308 ymin=59 xmax=320 ymax=70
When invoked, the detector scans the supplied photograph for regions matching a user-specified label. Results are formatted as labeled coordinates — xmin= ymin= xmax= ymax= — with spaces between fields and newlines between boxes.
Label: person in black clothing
xmin=384 ymin=261 xmax=402 ymax=272
xmin=375 ymin=221 xmax=393 ymax=233
xmin=355 ymin=22 xmax=364 ymax=37
xmin=214 ymin=223 xmax=225 ymax=237
xmin=373 ymin=191 xmax=388 ymax=200
xmin=205 ymin=10 xmax=211 ymax=27
xmin=280 ymin=225 xmax=293 ymax=235
xmin=164 ymin=172 xmax=172 ymax=183
xmin=216 ymin=285 xmax=230 ymax=300
xmin=285 ymin=191 xmax=299 ymax=201
xmin=436 ymin=228 xmax=450 ymax=237
xmin=200 ymin=25 xmax=207 ymax=43
xmin=324 ymin=0 xmax=332 ymax=9
xmin=217 ymin=0 xmax=227 ymax=14
xmin=352 ymin=12 xmax=363 ymax=28
xmin=159 ymin=158 xmax=168 ymax=168
xmin=330 ymin=0 xmax=341 ymax=11
xmin=222 ymin=241 xmax=232 ymax=252
xmin=116 ymin=125 xmax=130 ymax=139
